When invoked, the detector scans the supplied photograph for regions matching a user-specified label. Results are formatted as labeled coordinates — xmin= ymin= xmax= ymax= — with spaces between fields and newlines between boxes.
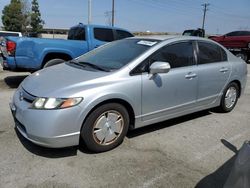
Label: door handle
xmin=185 ymin=72 xmax=197 ymax=79
xmin=94 ymin=45 xmax=100 ymax=48
xmin=220 ymin=67 xmax=229 ymax=73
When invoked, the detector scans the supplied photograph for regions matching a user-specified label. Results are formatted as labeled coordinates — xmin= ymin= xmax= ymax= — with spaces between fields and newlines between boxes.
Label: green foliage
xmin=1 ymin=0 xmax=23 ymax=31
xmin=1 ymin=0 xmax=44 ymax=34
xmin=21 ymin=0 xmax=31 ymax=33
xmin=30 ymin=0 xmax=44 ymax=33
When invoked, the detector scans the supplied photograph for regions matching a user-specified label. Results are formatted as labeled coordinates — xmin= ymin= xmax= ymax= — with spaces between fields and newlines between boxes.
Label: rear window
xmin=68 ymin=27 xmax=85 ymax=40
xmin=226 ymin=31 xmax=250 ymax=37
xmin=115 ymin=30 xmax=133 ymax=40
xmin=94 ymin=28 xmax=114 ymax=42
xmin=238 ymin=31 xmax=250 ymax=36
xmin=0 ymin=32 xmax=20 ymax=37
xmin=198 ymin=42 xmax=227 ymax=64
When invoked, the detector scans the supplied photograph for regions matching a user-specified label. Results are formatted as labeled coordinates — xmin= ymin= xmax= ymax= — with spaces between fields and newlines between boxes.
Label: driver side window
xmin=131 ymin=41 xmax=195 ymax=75
xmin=150 ymin=41 xmax=194 ymax=68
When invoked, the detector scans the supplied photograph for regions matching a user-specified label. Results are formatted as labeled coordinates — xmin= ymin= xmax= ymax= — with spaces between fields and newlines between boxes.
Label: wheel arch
xmin=41 ymin=52 xmax=73 ymax=68
xmin=230 ymin=80 xmax=242 ymax=97
xmin=80 ymin=98 xmax=136 ymax=133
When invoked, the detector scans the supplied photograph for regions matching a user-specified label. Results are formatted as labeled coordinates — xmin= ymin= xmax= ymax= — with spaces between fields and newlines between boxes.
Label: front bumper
xmin=10 ymin=88 xmax=83 ymax=148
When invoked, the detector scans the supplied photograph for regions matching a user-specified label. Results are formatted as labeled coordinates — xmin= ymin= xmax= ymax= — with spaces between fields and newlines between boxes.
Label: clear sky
xmin=0 ymin=0 xmax=249 ymax=34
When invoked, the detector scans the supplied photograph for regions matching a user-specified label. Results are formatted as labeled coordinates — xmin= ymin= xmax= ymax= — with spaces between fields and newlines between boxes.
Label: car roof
xmin=130 ymin=35 xmax=212 ymax=42
xmin=70 ymin=23 xmax=133 ymax=34
xmin=228 ymin=30 xmax=250 ymax=33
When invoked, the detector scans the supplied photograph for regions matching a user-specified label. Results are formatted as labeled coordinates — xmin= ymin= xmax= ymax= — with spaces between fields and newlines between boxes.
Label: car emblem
xmin=19 ymin=91 xmax=24 ymax=101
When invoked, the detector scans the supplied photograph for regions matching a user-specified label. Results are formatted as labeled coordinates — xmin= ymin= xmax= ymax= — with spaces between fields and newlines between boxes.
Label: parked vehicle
xmin=1 ymin=23 xmax=133 ymax=71
xmin=0 ymin=31 xmax=22 ymax=66
xmin=0 ymin=31 xmax=22 ymax=37
xmin=182 ymin=28 xmax=205 ymax=37
xmin=209 ymin=31 xmax=250 ymax=62
xmin=10 ymin=36 xmax=247 ymax=152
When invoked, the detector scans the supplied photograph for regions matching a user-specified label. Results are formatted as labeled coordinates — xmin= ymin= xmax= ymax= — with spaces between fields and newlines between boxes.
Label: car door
xmin=141 ymin=41 xmax=198 ymax=121
xmin=196 ymin=41 xmax=231 ymax=106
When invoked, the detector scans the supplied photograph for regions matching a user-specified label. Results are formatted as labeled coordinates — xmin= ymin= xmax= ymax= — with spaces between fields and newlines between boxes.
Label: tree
xmin=1 ymin=0 xmax=24 ymax=31
xmin=21 ymin=0 xmax=31 ymax=34
xmin=30 ymin=0 xmax=44 ymax=34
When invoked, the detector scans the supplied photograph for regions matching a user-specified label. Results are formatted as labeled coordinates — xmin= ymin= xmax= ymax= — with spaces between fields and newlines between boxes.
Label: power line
xmin=210 ymin=4 xmax=250 ymax=20
xmin=201 ymin=3 xmax=210 ymax=30
xmin=128 ymin=0 xmax=200 ymax=17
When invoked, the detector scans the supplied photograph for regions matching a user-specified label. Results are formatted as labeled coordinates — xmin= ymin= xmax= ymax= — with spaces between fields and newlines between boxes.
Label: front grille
xmin=21 ymin=87 xmax=36 ymax=103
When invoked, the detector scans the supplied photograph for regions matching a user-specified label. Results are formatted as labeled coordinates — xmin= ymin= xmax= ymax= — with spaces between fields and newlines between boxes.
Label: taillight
xmin=6 ymin=40 xmax=16 ymax=56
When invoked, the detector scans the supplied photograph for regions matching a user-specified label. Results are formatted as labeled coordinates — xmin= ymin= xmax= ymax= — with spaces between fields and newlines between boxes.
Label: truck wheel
xmin=80 ymin=103 xmax=129 ymax=152
xmin=235 ymin=52 xmax=247 ymax=62
xmin=43 ymin=58 xmax=65 ymax=68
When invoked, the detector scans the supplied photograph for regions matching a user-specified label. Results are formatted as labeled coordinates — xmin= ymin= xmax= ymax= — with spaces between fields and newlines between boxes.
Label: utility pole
xmin=88 ymin=0 xmax=92 ymax=24
xmin=201 ymin=3 xmax=210 ymax=30
xmin=112 ymin=0 xmax=115 ymax=26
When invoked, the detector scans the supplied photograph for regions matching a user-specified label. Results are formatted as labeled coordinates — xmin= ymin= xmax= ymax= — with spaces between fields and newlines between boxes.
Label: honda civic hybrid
xmin=10 ymin=36 xmax=247 ymax=152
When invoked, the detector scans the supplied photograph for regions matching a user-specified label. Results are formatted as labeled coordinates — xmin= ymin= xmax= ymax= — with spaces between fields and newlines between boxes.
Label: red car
xmin=210 ymin=31 xmax=250 ymax=62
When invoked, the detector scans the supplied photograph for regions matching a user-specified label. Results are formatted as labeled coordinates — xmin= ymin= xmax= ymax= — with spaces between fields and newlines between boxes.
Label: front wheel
xmin=81 ymin=103 xmax=129 ymax=152
xmin=218 ymin=82 xmax=239 ymax=112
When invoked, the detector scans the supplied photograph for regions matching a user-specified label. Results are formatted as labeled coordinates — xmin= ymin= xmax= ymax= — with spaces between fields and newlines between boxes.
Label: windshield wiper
xmin=70 ymin=60 xmax=109 ymax=72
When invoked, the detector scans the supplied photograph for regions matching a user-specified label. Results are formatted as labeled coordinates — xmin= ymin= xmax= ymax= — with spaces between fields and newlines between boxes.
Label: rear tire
xmin=43 ymin=58 xmax=65 ymax=68
xmin=235 ymin=52 xmax=247 ymax=62
xmin=218 ymin=82 xmax=239 ymax=112
xmin=81 ymin=103 xmax=129 ymax=152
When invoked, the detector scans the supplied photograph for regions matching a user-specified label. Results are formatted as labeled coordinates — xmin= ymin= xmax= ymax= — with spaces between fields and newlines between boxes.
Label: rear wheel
xmin=81 ymin=103 xmax=129 ymax=152
xmin=43 ymin=58 xmax=65 ymax=68
xmin=218 ymin=82 xmax=239 ymax=112
xmin=235 ymin=52 xmax=247 ymax=62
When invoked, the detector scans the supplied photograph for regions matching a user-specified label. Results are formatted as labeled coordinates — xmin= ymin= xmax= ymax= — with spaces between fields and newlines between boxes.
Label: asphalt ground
xmin=0 ymin=65 xmax=249 ymax=188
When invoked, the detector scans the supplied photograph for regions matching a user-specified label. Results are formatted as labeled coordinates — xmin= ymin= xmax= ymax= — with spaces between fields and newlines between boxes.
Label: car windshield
xmin=73 ymin=38 xmax=159 ymax=71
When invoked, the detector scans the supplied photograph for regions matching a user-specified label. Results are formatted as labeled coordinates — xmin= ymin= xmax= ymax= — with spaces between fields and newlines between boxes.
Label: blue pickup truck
xmin=1 ymin=23 xmax=133 ymax=71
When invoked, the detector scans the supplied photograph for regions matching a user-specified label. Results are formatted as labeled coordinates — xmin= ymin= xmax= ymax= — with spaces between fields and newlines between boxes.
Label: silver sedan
xmin=10 ymin=36 xmax=247 ymax=152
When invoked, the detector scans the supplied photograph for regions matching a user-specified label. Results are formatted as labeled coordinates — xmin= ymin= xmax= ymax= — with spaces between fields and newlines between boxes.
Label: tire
xmin=218 ymin=82 xmax=239 ymax=112
xmin=43 ymin=58 xmax=65 ymax=68
xmin=235 ymin=52 xmax=247 ymax=62
xmin=81 ymin=103 xmax=129 ymax=152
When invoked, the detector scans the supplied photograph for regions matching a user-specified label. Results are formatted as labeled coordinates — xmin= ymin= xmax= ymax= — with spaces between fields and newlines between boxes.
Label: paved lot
xmin=0 ymin=65 xmax=249 ymax=188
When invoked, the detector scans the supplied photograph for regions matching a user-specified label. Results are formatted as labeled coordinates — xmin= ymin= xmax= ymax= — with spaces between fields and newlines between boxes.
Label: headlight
xmin=31 ymin=97 xmax=83 ymax=109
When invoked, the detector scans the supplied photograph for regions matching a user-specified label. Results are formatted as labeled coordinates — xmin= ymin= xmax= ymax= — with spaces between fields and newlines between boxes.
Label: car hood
xmin=21 ymin=63 xmax=112 ymax=97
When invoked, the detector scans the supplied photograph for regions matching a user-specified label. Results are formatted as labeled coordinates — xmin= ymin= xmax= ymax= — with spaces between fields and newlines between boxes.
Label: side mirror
xmin=149 ymin=61 xmax=171 ymax=75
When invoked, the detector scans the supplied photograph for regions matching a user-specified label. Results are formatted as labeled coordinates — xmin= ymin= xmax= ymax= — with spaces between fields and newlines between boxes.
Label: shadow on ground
xmin=14 ymin=110 xmax=212 ymax=157
xmin=15 ymin=128 xmax=78 ymax=158
xmin=127 ymin=110 xmax=212 ymax=138
xmin=195 ymin=139 xmax=238 ymax=188
xmin=4 ymin=75 xmax=29 ymax=88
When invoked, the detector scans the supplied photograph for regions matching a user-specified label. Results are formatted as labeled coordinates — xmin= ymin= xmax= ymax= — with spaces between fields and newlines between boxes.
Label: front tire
xmin=81 ymin=103 xmax=129 ymax=152
xmin=219 ymin=82 xmax=239 ymax=112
